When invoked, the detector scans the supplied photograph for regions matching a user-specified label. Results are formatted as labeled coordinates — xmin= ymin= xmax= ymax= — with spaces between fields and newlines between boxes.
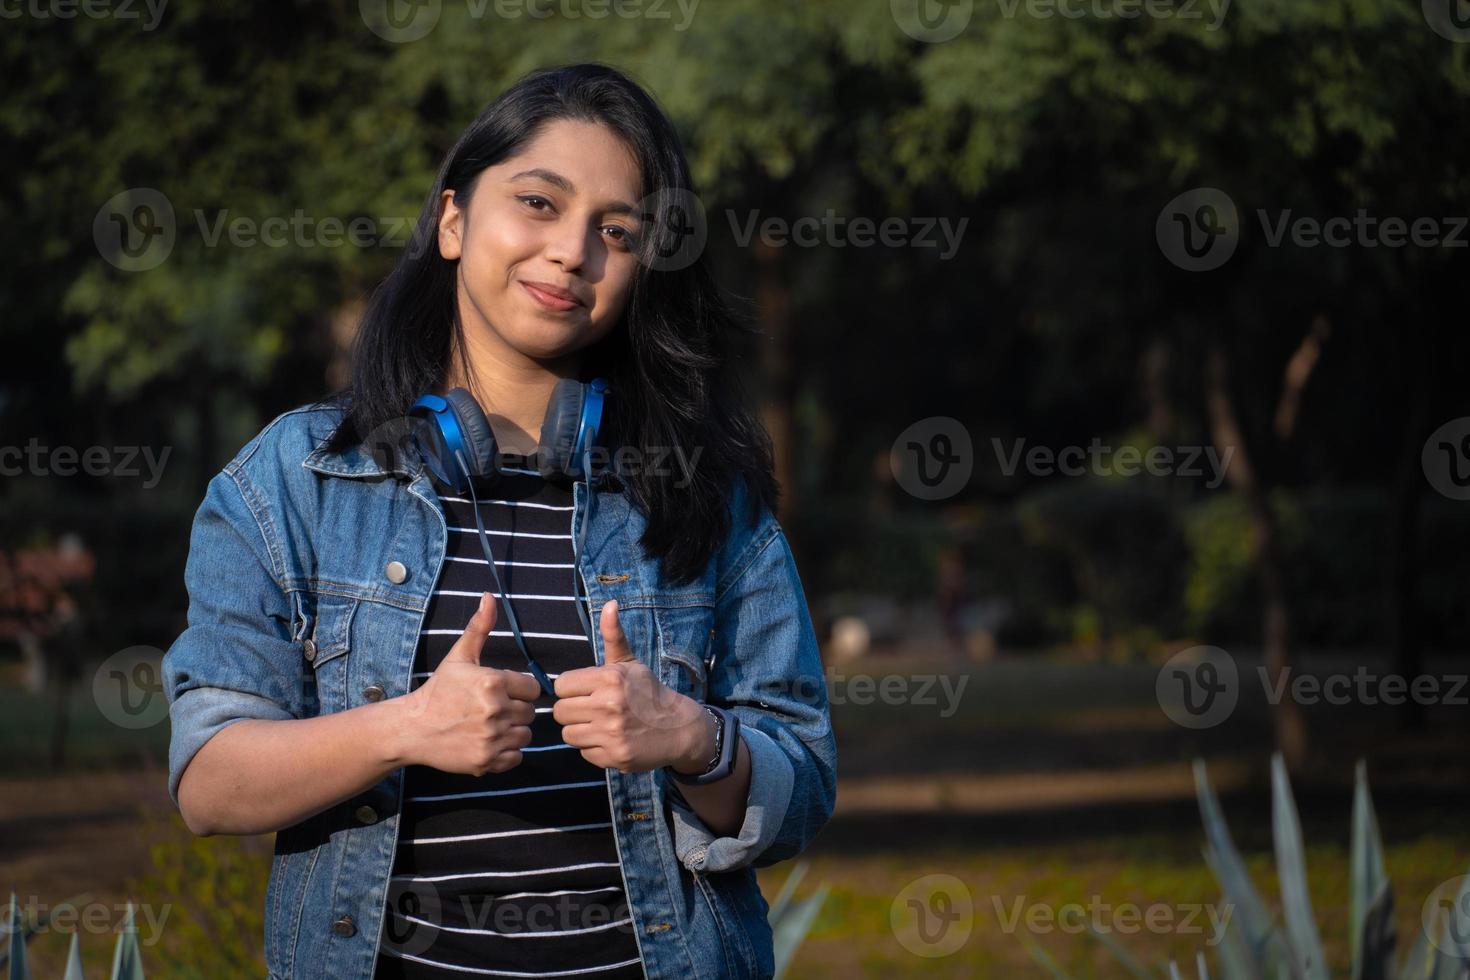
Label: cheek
xmin=590 ymin=261 xmax=638 ymax=327
xmin=463 ymin=216 xmax=536 ymax=282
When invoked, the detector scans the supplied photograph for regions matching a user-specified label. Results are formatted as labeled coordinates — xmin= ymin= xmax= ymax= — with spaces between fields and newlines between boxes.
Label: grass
xmin=6 ymin=647 xmax=1470 ymax=977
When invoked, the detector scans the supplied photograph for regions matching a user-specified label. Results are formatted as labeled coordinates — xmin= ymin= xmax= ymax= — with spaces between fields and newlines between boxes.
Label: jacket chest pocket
xmin=293 ymin=592 xmax=358 ymax=715
xmin=654 ymin=604 xmax=716 ymax=703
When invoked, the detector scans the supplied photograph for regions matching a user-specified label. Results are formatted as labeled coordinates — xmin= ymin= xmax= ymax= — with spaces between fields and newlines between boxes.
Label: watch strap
xmin=668 ymin=705 xmax=740 ymax=785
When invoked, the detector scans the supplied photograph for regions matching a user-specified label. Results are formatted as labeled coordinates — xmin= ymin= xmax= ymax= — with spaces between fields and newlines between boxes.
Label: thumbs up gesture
xmin=553 ymin=600 xmax=716 ymax=774
xmin=399 ymin=592 xmax=542 ymax=777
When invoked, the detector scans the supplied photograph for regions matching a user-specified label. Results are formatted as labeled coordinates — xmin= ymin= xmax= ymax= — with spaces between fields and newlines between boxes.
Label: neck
xmin=442 ymin=325 xmax=579 ymax=456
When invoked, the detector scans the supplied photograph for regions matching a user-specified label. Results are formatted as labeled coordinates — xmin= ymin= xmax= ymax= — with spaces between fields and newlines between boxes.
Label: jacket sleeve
xmin=665 ymin=515 xmax=837 ymax=873
xmin=162 ymin=467 xmax=307 ymax=811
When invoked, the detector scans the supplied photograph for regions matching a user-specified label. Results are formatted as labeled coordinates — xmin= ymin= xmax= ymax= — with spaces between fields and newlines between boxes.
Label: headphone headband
xmin=409 ymin=379 xmax=609 ymax=492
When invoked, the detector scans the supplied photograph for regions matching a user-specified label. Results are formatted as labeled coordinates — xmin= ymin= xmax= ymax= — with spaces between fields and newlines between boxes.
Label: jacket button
xmin=302 ymin=638 xmax=317 ymax=661
xmin=354 ymin=805 xmax=378 ymax=825
xmin=363 ymin=684 xmax=386 ymax=703
xmin=331 ymin=914 xmax=356 ymax=938
xmin=385 ymin=560 xmax=408 ymax=584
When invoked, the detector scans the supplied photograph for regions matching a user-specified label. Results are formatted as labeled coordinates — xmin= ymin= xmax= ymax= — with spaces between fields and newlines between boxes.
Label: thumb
xmin=441 ymin=592 xmax=497 ymax=668
xmin=600 ymin=600 xmax=637 ymax=666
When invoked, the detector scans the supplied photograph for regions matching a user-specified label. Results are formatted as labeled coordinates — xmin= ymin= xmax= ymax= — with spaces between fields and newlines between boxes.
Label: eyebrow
xmin=508 ymin=168 xmax=638 ymax=217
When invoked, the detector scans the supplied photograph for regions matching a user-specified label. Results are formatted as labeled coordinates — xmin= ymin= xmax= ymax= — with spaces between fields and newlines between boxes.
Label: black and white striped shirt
xmin=374 ymin=456 xmax=645 ymax=979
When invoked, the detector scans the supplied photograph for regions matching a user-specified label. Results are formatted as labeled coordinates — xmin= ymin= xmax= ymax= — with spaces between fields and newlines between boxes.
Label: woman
xmin=161 ymin=62 xmax=836 ymax=980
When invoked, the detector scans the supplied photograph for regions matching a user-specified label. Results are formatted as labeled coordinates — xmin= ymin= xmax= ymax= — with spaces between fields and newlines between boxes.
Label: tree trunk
xmin=1206 ymin=344 xmax=1310 ymax=770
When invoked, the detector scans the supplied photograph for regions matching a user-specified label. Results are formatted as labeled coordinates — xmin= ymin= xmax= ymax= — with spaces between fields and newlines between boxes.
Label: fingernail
xmin=479 ymin=592 xmax=490 ymax=613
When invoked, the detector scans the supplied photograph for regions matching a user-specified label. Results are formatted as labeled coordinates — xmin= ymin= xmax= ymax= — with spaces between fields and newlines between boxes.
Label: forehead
xmin=497 ymin=118 xmax=643 ymax=202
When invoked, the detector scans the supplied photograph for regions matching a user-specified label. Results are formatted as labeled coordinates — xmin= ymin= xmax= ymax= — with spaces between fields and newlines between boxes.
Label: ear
xmin=438 ymin=189 xmax=464 ymax=260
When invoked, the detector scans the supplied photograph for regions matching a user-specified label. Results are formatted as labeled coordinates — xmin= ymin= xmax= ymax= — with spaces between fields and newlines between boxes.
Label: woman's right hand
xmin=395 ymin=592 xmax=541 ymax=776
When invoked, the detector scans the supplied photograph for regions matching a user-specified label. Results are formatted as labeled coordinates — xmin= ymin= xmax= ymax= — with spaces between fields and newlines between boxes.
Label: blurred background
xmin=4 ymin=1 xmax=1470 ymax=976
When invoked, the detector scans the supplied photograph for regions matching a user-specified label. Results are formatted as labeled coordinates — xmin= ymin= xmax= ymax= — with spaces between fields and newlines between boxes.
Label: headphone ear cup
xmin=443 ymin=388 xmax=500 ymax=480
xmin=537 ymin=379 xmax=585 ymax=480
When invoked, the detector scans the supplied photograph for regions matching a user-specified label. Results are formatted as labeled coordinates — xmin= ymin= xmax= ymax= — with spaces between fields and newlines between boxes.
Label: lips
xmin=521 ymin=280 xmax=585 ymax=311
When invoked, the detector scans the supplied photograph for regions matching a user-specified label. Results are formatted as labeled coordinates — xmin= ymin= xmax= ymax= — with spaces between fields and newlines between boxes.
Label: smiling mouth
xmin=520 ymin=281 xmax=584 ymax=313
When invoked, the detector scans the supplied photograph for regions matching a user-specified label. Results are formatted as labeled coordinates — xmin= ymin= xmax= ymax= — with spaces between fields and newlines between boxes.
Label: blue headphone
xmin=408 ymin=378 xmax=610 ymax=699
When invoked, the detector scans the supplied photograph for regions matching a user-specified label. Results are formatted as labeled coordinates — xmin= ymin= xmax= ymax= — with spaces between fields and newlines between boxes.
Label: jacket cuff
xmin=167 ymin=686 xmax=295 ymax=810
xmin=666 ymin=724 xmax=795 ymax=873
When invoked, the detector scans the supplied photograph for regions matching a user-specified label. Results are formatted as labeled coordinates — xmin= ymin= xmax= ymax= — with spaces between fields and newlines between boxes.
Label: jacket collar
xmin=299 ymin=411 xmax=626 ymax=491
xmin=301 ymin=415 xmax=426 ymax=481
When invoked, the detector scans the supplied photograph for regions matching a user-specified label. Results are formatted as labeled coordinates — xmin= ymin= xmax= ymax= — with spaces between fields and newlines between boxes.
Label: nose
xmin=544 ymin=219 xmax=592 ymax=272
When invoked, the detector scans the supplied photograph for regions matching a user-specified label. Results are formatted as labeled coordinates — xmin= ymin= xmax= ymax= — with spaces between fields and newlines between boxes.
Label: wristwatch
xmin=668 ymin=704 xmax=740 ymax=785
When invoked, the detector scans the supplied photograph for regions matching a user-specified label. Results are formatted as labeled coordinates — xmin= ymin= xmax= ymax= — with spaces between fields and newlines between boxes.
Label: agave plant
xmin=1022 ymin=754 xmax=1470 ymax=979
xmin=3 ymin=891 xmax=145 ymax=980
xmin=767 ymin=860 xmax=829 ymax=980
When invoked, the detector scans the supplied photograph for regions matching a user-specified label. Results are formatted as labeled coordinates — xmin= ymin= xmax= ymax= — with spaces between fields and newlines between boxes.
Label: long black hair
xmin=320 ymin=62 xmax=778 ymax=586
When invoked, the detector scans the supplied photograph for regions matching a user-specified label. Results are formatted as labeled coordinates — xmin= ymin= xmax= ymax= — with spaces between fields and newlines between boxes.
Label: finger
xmin=486 ymin=748 xmax=522 ymax=773
xmin=442 ymin=592 xmax=496 ymax=667
xmin=497 ymin=669 xmax=544 ymax=702
xmin=553 ymin=696 xmax=598 ymax=727
xmin=560 ymin=722 xmax=600 ymax=748
xmin=504 ymin=699 xmax=537 ymax=727
xmin=553 ymin=665 xmax=601 ymax=699
xmin=600 ymin=600 xmax=636 ymax=665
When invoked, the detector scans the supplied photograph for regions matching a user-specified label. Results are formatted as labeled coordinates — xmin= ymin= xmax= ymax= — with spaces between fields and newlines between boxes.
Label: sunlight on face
xmin=438 ymin=117 xmax=644 ymax=368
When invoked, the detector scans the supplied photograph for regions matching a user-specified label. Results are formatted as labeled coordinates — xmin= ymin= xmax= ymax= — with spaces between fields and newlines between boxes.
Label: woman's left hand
xmin=553 ymin=600 xmax=716 ymax=774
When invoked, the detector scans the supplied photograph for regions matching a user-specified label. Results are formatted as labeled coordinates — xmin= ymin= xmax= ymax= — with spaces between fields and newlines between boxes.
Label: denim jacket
xmin=161 ymin=401 xmax=837 ymax=980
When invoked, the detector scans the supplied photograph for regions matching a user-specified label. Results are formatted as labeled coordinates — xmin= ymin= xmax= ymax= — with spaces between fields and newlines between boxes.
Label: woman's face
xmin=438 ymin=118 xmax=644 ymax=367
